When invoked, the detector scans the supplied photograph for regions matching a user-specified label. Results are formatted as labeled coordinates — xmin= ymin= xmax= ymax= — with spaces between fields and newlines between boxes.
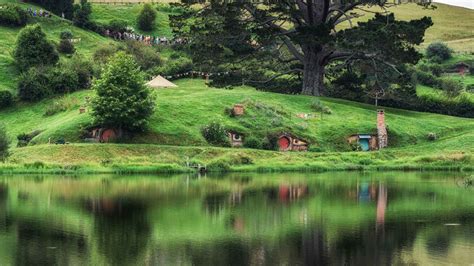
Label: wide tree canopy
xmin=171 ymin=0 xmax=433 ymax=96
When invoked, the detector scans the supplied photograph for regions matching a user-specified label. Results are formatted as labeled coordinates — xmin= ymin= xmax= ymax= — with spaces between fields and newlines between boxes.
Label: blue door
xmin=359 ymin=139 xmax=370 ymax=151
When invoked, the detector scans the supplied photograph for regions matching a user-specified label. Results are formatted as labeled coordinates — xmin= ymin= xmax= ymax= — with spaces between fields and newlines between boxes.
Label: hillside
xmin=0 ymin=79 xmax=472 ymax=173
xmin=0 ymin=0 xmax=115 ymax=92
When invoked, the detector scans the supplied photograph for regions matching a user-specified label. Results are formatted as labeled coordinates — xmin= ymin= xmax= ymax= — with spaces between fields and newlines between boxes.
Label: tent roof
xmin=146 ymin=75 xmax=178 ymax=88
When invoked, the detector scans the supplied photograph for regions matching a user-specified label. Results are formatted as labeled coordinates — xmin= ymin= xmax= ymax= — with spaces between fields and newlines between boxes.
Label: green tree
xmin=426 ymin=42 xmax=452 ymax=62
xmin=172 ymin=1 xmax=433 ymax=96
xmin=73 ymin=0 xmax=92 ymax=28
xmin=0 ymin=124 xmax=9 ymax=162
xmin=91 ymin=52 xmax=155 ymax=132
xmin=137 ymin=3 xmax=156 ymax=31
xmin=13 ymin=24 xmax=59 ymax=71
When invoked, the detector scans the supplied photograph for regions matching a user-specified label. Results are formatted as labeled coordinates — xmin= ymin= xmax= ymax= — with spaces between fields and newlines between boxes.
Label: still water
xmin=0 ymin=172 xmax=473 ymax=265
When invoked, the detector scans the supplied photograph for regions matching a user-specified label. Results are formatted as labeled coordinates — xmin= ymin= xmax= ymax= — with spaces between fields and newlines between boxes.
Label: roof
xmin=146 ymin=75 xmax=178 ymax=88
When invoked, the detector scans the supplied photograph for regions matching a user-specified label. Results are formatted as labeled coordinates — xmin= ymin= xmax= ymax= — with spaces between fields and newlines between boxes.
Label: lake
xmin=0 ymin=172 xmax=473 ymax=265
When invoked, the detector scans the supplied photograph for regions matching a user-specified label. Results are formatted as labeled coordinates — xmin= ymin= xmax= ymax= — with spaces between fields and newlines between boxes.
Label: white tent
xmin=146 ymin=75 xmax=178 ymax=88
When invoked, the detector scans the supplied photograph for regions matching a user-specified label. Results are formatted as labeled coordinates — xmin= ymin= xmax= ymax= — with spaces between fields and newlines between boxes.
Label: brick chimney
xmin=377 ymin=109 xmax=388 ymax=149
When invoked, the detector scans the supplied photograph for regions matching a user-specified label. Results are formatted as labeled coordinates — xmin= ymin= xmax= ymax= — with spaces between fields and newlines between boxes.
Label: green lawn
xmin=0 ymin=79 xmax=473 ymax=173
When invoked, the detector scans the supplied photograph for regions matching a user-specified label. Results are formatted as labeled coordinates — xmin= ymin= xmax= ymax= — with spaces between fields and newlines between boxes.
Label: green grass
xmin=0 ymin=79 xmax=472 ymax=173
xmin=90 ymin=3 xmax=176 ymax=37
xmin=0 ymin=0 xmax=115 ymax=92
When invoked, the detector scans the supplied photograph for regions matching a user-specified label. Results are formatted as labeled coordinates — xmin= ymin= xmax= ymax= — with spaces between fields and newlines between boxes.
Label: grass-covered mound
xmin=0 ymin=79 xmax=472 ymax=173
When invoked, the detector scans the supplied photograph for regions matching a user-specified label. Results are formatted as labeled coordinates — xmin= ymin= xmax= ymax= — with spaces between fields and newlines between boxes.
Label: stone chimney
xmin=377 ymin=109 xmax=388 ymax=149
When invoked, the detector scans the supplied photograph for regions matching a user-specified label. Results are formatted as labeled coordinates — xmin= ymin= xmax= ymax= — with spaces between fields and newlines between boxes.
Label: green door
xmin=359 ymin=139 xmax=370 ymax=151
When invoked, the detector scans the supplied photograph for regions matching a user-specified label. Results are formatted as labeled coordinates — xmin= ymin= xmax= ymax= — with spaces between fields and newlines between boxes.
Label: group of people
xmin=104 ymin=30 xmax=188 ymax=46
xmin=26 ymin=7 xmax=52 ymax=18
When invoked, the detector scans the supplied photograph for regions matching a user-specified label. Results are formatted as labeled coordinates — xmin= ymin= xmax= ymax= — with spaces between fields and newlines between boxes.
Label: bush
xmin=0 ymin=124 xmax=9 ymax=161
xmin=65 ymin=55 xmax=95 ymax=89
xmin=0 ymin=4 xmax=28 ymax=27
xmin=107 ymin=19 xmax=128 ymax=33
xmin=58 ymin=39 xmax=75 ymax=54
xmin=16 ymin=130 xmax=41 ymax=147
xmin=60 ymin=30 xmax=74 ymax=40
xmin=49 ymin=67 xmax=80 ymax=94
xmin=243 ymin=136 xmax=262 ymax=149
xmin=466 ymin=84 xmax=474 ymax=93
xmin=440 ymin=79 xmax=463 ymax=98
xmin=13 ymin=24 xmax=59 ymax=71
xmin=201 ymin=122 xmax=229 ymax=147
xmin=73 ymin=0 xmax=92 ymax=28
xmin=124 ymin=41 xmax=162 ymax=71
xmin=413 ymin=69 xmax=441 ymax=88
xmin=154 ymin=55 xmax=193 ymax=77
xmin=0 ymin=90 xmax=14 ymax=109
xmin=426 ymin=42 xmax=452 ymax=61
xmin=137 ymin=3 xmax=157 ymax=31
xmin=17 ymin=68 xmax=51 ymax=102
xmin=311 ymin=98 xmax=331 ymax=114
xmin=93 ymin=45 xmax=118 ymax=65
xmin=262 ymin=133 xmax=279 ymax=151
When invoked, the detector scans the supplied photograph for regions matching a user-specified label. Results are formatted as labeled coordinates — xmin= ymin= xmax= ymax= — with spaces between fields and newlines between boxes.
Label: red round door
xmin=278 ymin=137 xmax=290 ymax=150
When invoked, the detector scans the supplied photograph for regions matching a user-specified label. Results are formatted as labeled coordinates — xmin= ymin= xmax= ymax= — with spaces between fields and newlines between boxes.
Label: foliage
xmin=426 ymin=42 xmax=452 ymax=61
xmin=60 ymin=30 xmax=74 ymax=40
xmin=65 ymin=55 xmax=95 ymax=89
xmin=16 ymin=130 xmax=41 ymax=147
xmin=154 ymin=54 xmax=192 ymax=77
xmin=440 ymin=79 xmax=463 ymax=98
xmin=201 ymin=122 xmax=229 ymax=147
xmin=13 ymin=24 xmax=59 ymax=71
xmin=0 ymin=3 xmax=28 ymax=27
xmin=73 ymin=0 xmax=92 ymax=28
xmin=172 ymin=2 xmax=432 ymax=96
xmin=91 ymin=52 xmax=155 ymax=132
xmin=0 ymin=90 xmax=14 ymax=109
xmin=466 ymin=84 xmax=474 ymax=93
xmin=17 ymin=67 xmax=51 ymax=102
xmin=107 ymin=19 xmax=128 ymax=33
xmin=0 ymin=124 xmax=9 ymax=161
xmin=413 ymin=69 xmax=441 ymax=88
xmin=26 ymin=0 xmax=74 ymax=19
xmin=243 ymin=136 xmax=262 ymax=150
xmin=58 ymin=39 xmax=75 ymax=54
xmin=137 ymin=3 xmax=157 ymax=32
xmin=48 ymin=67 xmax=80 ymax=94
xmin=124 ymin=41 xmax=162 ymax=72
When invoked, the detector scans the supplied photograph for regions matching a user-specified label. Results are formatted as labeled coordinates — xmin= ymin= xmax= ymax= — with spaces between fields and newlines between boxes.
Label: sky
xmin=433 ymin=0 xmax=474 ymax=9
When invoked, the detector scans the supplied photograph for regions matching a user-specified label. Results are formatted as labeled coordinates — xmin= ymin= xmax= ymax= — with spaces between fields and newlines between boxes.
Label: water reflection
xmin=0 ymin=172 xmax=473 ymax=265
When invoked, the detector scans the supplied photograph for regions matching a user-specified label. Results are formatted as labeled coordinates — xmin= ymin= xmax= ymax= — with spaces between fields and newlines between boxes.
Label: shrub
xmin=65 ymin=55 xmax=94 ymax=89
xmin=440 ymin=79 xmax=463 ymax=98
xmin=18 ymin=67 xmax=51 ymax=101
xmin=0 ymin=3 xmax=28 ymax=27
xmin=93 ymin=45 xmax=118 ymax=65
xmin=426 ymin=42 xmax=452 ymax=61
xmin=311 ymin=99 xmax=331 ymax=114
xmin=58 ymin=39 xmax=75 ymax=54
xmin=322 ymin=106 xmax=332 ymax=114
xmin=427 ymin=132 xmax=437 ymax=141
xmin=108 ymin=19 xmax=128 ymax=33
xmin=60 ymin=30 xmax=74 ymax=40
xmin=49 ymin=67 xmax=80 ymax=94
xmin=413 ymin=69 xmax=441 ymax=88
xmin=201 ymin=122 xmax=229 ymax=147
xmin=17 ymin=130 xmax=41 ymax=147
xmin=13 ymin=24 xmax=59 ymax=71
xmin=154 ymin=54 xmax=192 ymax=77
xmin=0 ymin=90 xmax=14 ymax=109
xmin=73 ymin=0 xmax=92 ymax=28
xmin=124 ymin=41 xmax=162 ymax=71
xmin=0 ymin=124 xmax=9 ymax=161
xmin=243 ymin=136 xmax=262 ymax=149
xmin=466 ymin=84 xmax=474 ymax=93
xmin=137 ymin=3 xmax=157 ymax=31
xmin=262 ymin=133 xmax=279 ymax=151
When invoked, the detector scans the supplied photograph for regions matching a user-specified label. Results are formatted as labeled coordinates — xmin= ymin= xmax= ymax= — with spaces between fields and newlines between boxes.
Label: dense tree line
xmin=23 ymin=0 xmax=74 ymax=19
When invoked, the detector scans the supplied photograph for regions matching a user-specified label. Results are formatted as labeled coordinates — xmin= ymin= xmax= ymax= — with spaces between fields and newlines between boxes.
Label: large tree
xmin=171 ymin=0 xmax=433 ymax=96
xmin=91 ymin=52 xmax=155 ymax=132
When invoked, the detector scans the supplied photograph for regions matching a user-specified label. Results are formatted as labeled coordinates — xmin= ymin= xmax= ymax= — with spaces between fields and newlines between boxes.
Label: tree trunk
xmin=301 ymin=49 xmax=325 ymax=96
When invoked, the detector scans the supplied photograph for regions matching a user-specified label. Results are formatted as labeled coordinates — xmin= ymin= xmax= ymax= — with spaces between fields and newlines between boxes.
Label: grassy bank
xmin=1 ymin=139 xmax=472 ymax=174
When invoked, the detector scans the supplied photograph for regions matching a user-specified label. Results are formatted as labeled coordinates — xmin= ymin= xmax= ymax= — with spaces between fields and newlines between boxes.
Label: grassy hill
xmin=0 ymin=0 xmax=115 ymax=92
xmin=1 ymin=79 xmax=473 ymax=173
